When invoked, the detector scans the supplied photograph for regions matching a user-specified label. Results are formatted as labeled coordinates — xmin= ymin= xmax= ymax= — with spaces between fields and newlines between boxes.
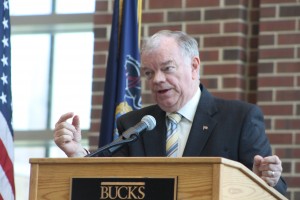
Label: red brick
xmin=260 ymin=20 xmax=296 ymax=32
xmin=93 ymin=27 xmax=107 ymax=38
xmin=281 ymin=162 xmax=292 ymax=173
xmin=223 ymin=49 xmax=246 ymax=61
xmin=276 ymin=90 xmax=300 ymax=101
xmin=168 ymin=11 xmax=201 ymax=22
xmin=284 ymin=176 xmax=300 ymax=188
xmin=247 ymin=93 xmax=257 ymax=104
xmin=91 ymin=95 xmax=103 ymax=107
xmin=149 ymin=0 xmax=182 ymax=9
xmin=249 ymin=78 xmax=257 ymax=91
xmin=205 ymin=8 xmax=247 ymax=20
xmin=260 ymin=105 xmax=293 ymax=115
xmin=204 ymin=36 xmax=246 ymax=48
xmin=248 ymin=64 xmax=258 ymax=77
xmin=249 ymin=51 xmax=258 ymax=63
xmin=94 ymin=14 xmax=112 ymax=24
xmin=260 ymin=6 xmax=276 ymax=18
xmin=92 ymin=68 xmax=106 ymax=78
xmin=296 ymin=162 xmax=300 ymax=173
xmin=275 ymin=119 xmax=300 ymax=130
xmin=296 ymin=133 xmax=300 ymax=144
xmin=225 ymin=0 xmax=247 ymax=6
xmin=187 ymin=23 xmax=220 ymax=35
xmin=259 ymin=35 xmax=275 ymax=46
xmin=261 ymin=0 xmax=297 ymax=4
xmin=224 ymin=22 xmax=247 ymax=33
xmin=259 ymin=76 xmax=294 ymax=87
xmin=148 ymin=25 xmax=183 ymax=35
xmin=251 ymin=0 xmax=260 ymax=8
xmin=200 ymin=50 xmax=219 ymax=61
xmin=200 ymin=78 xmax=218 ymax=89
xmin=277 ymin=62 xmax=300 ymax=73
xmin=94 ymin=40 xmax=109 ymax=52
xmin=257 ymin=90 xmax=273 ymax=101
xmin=203 ymin=64 xmax=244 ymax=75
xmin=95 ymin=0 xmax=108 ymax=11
xmin=186 ymin=0 xmax=220 ymax=7
xmin=250 ymin=10 xmax=260 ymax=21
xmin=259 ymin=48 xmax=294 ymax=59
xmin=223 ymin=77 xmax=245 ymax=88
xmin=268 ymin=133 xmax=293 ymax=144
xmin=142 ymin=12 xmax=164 ymax=23
xmin=93 ymin=54 xmax=107 ymax=65
xmin=92 ymin=80 xmax=105 ymax=92
xmin=278 ymin=33 xmax=300 ymax=45
xmin=211 ymin=91 xmax=246 ymax=100
xmin=274 ymin=148 xmax=297 ymax=158
xmin=257 ymin=62 xmax=274 ymax=73
xmin=250 ymin=37 xmax=259 ymax=48
xmin=280 ymin=5 xmax=300 ymax=17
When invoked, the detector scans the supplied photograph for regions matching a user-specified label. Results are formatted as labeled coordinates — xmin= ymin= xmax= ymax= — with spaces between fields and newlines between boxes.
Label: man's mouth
xmin=158 ymin=89 xmax=170 ymax=94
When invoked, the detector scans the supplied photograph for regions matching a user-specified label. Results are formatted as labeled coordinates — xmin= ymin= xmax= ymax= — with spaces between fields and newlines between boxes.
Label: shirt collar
xmin=167 ymin=88 xmax=201 ymax=122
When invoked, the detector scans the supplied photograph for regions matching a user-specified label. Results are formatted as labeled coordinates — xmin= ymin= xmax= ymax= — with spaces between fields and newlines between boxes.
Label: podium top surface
xmin=29 ymin=157 xmax=287 ymax=200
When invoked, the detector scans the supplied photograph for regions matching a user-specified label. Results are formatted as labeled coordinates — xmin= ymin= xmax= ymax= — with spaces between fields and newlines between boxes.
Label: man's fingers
xmin=72 ymin=115 xmax=81 ymax=131
xmin=55 ymin=122 xmax=77 ymax=135
xmin=261 ymin=155 xmax=281 ymax=164
xmin=262 ymin=170 xmax=277 ymax=177
xmin=261 ymin=176 xmax=277 ymax=187
xmin=55 ymin=112 xmax=74 ymax=127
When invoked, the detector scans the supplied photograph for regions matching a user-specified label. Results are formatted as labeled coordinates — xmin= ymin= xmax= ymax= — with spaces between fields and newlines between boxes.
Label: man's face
xmin=141 ymin=37 xmax=200 ymax=112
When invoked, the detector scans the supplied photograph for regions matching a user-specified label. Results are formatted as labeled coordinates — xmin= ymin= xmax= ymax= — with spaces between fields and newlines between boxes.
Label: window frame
xmin=11 ymin=13 xmax=93 ymax=142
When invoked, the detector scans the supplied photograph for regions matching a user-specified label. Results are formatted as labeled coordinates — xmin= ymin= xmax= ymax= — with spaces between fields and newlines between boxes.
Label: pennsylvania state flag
xmin=99 ymin=0 xmax=142 ymax=147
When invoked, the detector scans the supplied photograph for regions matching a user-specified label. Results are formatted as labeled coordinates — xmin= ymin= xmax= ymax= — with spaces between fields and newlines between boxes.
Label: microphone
xmin=121 ymin=115 xmax=156 ymax=140
xmin=85 ymin=115 xmax=156 ymax=157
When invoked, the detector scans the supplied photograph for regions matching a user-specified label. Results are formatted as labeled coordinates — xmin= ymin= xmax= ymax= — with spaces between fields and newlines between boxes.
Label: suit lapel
xmin=183 ymin=85 xmax=218 ymax=156
xmin=142 ymin=106 xmax=167 ymax=156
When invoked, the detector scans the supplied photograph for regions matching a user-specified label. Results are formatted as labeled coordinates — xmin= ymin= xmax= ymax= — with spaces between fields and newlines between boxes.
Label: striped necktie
xmin=166 ymin=113 xmax=182 ymax=157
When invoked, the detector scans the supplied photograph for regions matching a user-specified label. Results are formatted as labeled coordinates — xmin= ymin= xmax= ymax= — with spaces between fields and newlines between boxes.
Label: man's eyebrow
xmin=161 ymin=60 xmax=173 ymax=66
xmin=141 ymin=60 xmax=174 ymax=69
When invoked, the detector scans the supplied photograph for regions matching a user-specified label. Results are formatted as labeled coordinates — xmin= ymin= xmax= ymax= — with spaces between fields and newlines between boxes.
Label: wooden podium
xmin=29 ymin=157 xmax=287 ymax=200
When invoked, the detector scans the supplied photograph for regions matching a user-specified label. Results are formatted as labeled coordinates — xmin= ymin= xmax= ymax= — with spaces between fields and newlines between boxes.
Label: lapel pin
xmin=203 ymin=125 xmax=208 ymax=131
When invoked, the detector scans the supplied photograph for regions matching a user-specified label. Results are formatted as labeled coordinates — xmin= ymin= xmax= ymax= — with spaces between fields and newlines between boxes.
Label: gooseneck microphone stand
xmin=85 ymin=132 xmax=139 ymax=157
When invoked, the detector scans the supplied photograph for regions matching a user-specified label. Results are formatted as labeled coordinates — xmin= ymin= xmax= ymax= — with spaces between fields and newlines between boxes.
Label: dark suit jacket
xmin=115 ymin=84 xmax=287 ymax=195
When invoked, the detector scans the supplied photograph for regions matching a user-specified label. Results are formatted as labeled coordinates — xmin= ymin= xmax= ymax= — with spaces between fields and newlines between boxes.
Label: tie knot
xmin=168 ymin=113 xmax=182 ymax=124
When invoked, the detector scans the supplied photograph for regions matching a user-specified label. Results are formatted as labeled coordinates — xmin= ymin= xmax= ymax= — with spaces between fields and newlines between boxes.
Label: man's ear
xmin=191 ymin=56 xmax=200 ymax=80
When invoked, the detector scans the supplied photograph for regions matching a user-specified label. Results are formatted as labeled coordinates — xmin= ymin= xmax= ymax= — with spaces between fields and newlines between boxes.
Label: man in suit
xmin=54 ymin=30 xmax=287 ymax=195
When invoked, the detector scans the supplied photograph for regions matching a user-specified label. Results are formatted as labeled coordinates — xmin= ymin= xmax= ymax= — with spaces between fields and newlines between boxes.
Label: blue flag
xmin=0 ymin=0 xmax=15 ymax=199
xmin=99 ymin=0 xmax=142 ymax=147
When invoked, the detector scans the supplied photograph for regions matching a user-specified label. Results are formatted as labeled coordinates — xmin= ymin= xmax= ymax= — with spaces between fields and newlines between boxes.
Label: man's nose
xmin=153 ymin=71 xmax=166 ymax=83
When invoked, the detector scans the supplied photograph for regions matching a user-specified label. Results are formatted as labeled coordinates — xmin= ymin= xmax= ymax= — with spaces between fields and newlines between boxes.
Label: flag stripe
xmin=0 ymin=138 xmax=14 ymax=187
xmin=0 ymin=113 xmax=14 ymax=161
xmin=0 ymin=161 xmax=14 ymax=200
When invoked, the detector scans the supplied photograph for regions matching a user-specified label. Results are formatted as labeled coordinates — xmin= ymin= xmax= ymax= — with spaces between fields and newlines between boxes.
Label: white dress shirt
xmin=166 ymin=88 xmax=201 ymax=157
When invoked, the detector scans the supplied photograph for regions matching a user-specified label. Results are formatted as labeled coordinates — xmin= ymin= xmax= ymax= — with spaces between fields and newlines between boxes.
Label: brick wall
xmin=257 ymin=0 xmax=300 ymax=199
xmin=92 ymin=0 xmax=300 ymax=198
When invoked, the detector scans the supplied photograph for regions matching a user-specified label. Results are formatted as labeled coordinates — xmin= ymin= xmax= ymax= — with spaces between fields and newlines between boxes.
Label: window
xmin=10 ymin=1 xmax=95 ymax=199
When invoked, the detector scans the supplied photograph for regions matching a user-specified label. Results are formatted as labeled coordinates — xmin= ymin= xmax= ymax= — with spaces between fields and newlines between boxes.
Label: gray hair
xmin=141 ymin=30 xmax=199 ymax=59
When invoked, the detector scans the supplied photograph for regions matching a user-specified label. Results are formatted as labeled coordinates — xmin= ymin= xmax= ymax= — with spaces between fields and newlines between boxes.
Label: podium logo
xmin=100 ymin=182 xmax=145 ymax=200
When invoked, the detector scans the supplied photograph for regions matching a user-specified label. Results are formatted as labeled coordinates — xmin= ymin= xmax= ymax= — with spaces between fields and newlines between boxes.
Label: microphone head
xmin=141 ymin=115 xmax=156 ymax=131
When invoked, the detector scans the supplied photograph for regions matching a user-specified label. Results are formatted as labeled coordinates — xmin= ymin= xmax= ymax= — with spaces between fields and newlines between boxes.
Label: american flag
xmin=0 ymin=0 xmax=15 ymax=199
